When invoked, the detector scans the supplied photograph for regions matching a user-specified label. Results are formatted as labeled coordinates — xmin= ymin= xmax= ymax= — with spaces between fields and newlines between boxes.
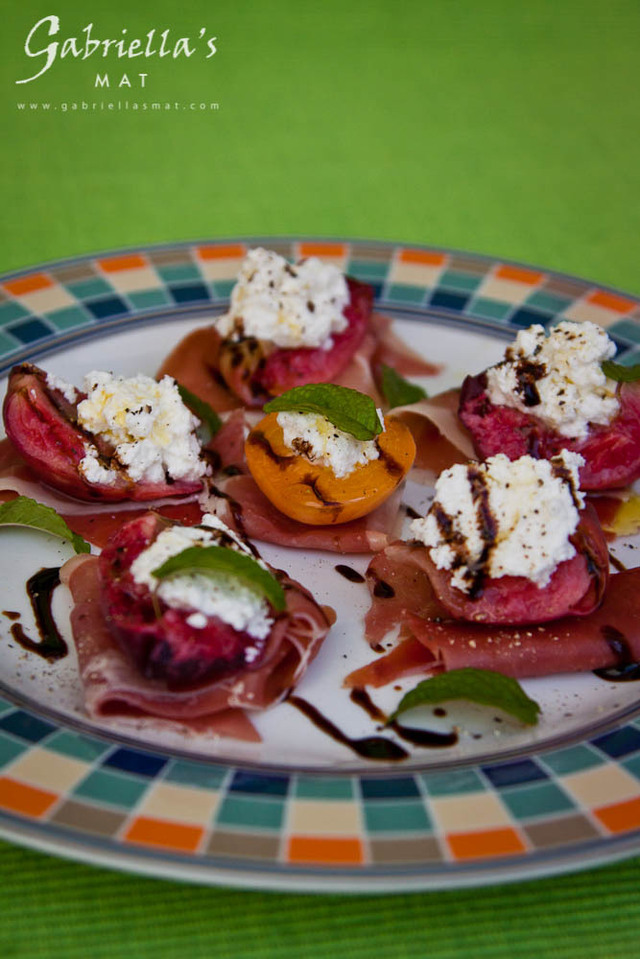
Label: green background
xmin=1 ymin=0 xmax=640 ymax=291
xmin=2 ymin=1 xmax=640 ymax=957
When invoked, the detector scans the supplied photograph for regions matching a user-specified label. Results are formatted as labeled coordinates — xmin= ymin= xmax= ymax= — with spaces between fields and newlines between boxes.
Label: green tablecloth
xmin=2 ymin=1 xmax=640 ymax=956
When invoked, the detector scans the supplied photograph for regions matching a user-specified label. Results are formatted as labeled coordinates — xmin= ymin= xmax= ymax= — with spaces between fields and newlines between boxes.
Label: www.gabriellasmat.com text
xmin=16 ymin=100 xmax=220 ymax=112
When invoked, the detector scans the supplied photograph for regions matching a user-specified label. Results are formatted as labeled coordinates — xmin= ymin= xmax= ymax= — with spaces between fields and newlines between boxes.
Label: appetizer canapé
xmin=3 ymin=364 xmax=207 ymax=501
xmin=458 ymin=321 xmax=640 ymax=490
xmin=344 ymin=451 xmax=637 ymax=689
xmin=244 ymin=385 xmax=416 ymax=525
xmin=407 ymin=451 xmax=608 ymax=624
xmin=63 ymin=511 xmax=333 ymax=739
xmin=157 ymin=247 xmax=440 ymax=411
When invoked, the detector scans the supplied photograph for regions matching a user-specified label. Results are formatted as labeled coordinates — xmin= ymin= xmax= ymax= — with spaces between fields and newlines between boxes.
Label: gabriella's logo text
xmin=16 ymin=15 xmax=218 ymax=86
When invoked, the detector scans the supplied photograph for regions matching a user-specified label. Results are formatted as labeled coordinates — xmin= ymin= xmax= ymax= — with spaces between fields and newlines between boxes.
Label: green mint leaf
xmin=0 ymin=495 xmax=90 ymax=554
xmin=389 ymin=668 xmax=541 ymax=726
xmin=380 ymin=364 xmax=427 ymax=408
xmin=152 ymin=545 xmax=286 ymax=612
xmin=264 ymin=384 xmax=383 ymax=441
xmin=602 ymin=360 xmax=640 ymax=383
xmin=177 ymin=382 xmax=222 ymax=438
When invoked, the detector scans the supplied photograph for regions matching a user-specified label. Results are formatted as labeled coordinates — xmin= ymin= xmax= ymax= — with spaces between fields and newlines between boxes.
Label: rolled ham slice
xmin=391 ymin=389 xmax=475 ymax=475
xmin=361 ymin=541 xmax=446 ymax=648
xmin=406 ymin=568 xmax=640 ymax=678
xmin=206 ymin=473 xmax=403 ymax=554
xmin=346 ymin=569 xmax=640 ymax=688
xmin=155 ymin=324 xmax=243 ymax=413
xmin=346 ymin=519 xmax=628 ymax=686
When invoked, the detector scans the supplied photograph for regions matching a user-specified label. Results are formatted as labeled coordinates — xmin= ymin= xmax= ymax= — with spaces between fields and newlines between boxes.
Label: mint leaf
xmin=264 ymin=384 xmax=383 ymax=441
xmin=389 ymin=668 xmax=541 ymax=726
xmin=380 ymin=364 xmax=427 ymax=408
xmin=177 ymin=382 xmax=222 ymax=438
xmin=0 ymin=495 xmax=90 ymax=554
xmin=152 ymin=545 xmax=286 ymax=612
xmin=602 ymin=360 xmax=640 ymax=383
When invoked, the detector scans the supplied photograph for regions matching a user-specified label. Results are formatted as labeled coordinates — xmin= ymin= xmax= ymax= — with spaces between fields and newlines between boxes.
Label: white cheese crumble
xmin=410 ymin=451 xmax=585 ymax=593
xmin=485 ymin=320 xmax=618 ymax=439
xmin=277 ymin=410 xmax=383 ymax=478
xmin=75 ymin=371 xmax=206 ymax=486
xmin=129 ymin=514 xmax=274 ymax=640
xmin=215 ymin=247 xmax=350 ymax=350
xmin=45 ymin=372 xmax=78 ymax=404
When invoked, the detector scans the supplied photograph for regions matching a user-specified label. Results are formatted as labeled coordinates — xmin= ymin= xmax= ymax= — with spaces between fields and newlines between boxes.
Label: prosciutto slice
xmin=160 ymin=324 xmax=245 ymax=412
xmin=368 ymin=312 xmax=442 ymax=378
xmin=391 ymin=388 xmax=475 ymax=476
xmin=0 ymin=438 xmax=204 ymax=549
xmin=361 ymin=541 xmax=446 ymax=648
xmin=207 ymin=473 xmax=402 ymax=554
xmin=405 ymin=568 xmax=640 ymax=678
xmin=346 ymin=517 xmax=624 ymax=686
xmin=347 ymin=569 xmax=640 ymax=687
xmin=61 ymin=553 xmax=333 ymax=741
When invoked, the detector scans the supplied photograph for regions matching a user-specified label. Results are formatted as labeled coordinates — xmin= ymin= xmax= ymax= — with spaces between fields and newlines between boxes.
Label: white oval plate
xmin=1 ymin=238 xmax=640 ymax=891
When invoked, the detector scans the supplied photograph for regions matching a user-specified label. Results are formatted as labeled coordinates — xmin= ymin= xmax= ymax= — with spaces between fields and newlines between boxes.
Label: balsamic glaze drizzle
xmin=335 ymin=564 xmax=366 ymax=584
xmin=287 ymin=694 xmax=409 ymax=760
xmin=372 ymin=578 xmax=395 ymax=599
xmin=609 ymin=552 xmax=627 ymax=573
xmin=594 ymin=624 xmax=640 ymax=682
xmin=350 ymin=688 xmax=459 ymax=750
xmin=9 ymin=567 xmax=67 ymax=661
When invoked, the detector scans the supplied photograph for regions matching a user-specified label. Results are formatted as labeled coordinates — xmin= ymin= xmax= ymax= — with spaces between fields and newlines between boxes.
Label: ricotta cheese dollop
xmin=485 ymin=320 xmax=619 ymax=439
xmin=216 ymin=247 xmax=350 ymax=350
xmin=75 ymin=371 xmax=206 ymax=486
xmin=129 ymin=514 xmax=274 ymax=640
xmin=46 ymin=372 xmax=78 ymax=404
xmin=410 ymin=451 xmax=585 ymax=593
xmin=277 ymin=410 xmax=383 ymax=478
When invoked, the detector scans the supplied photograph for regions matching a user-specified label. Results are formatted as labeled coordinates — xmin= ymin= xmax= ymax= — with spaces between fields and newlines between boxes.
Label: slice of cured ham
xmin=346 ymin=517 xmax=623 ymax=686
xmin=346 ymin=574 xmax=640 ymax=685
xmin=206 ymin=474 xmax=403 ymax=554
xmin=155 ymin=323 xmax=244 ymax=414
xmin=391 ymin=388 xmax=475 ymax=476
xmin=61 ymin=552 xmax=333 ymax=741
xmin=361 ymin=541 xmax=446 ymax=648
xmin=368 ymin=313 xmax=441 ymax=375
xmin=405 ymin=567 xmax=640 ymax=678
xmin=0 ymin=437 xmax=205 ymax=549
